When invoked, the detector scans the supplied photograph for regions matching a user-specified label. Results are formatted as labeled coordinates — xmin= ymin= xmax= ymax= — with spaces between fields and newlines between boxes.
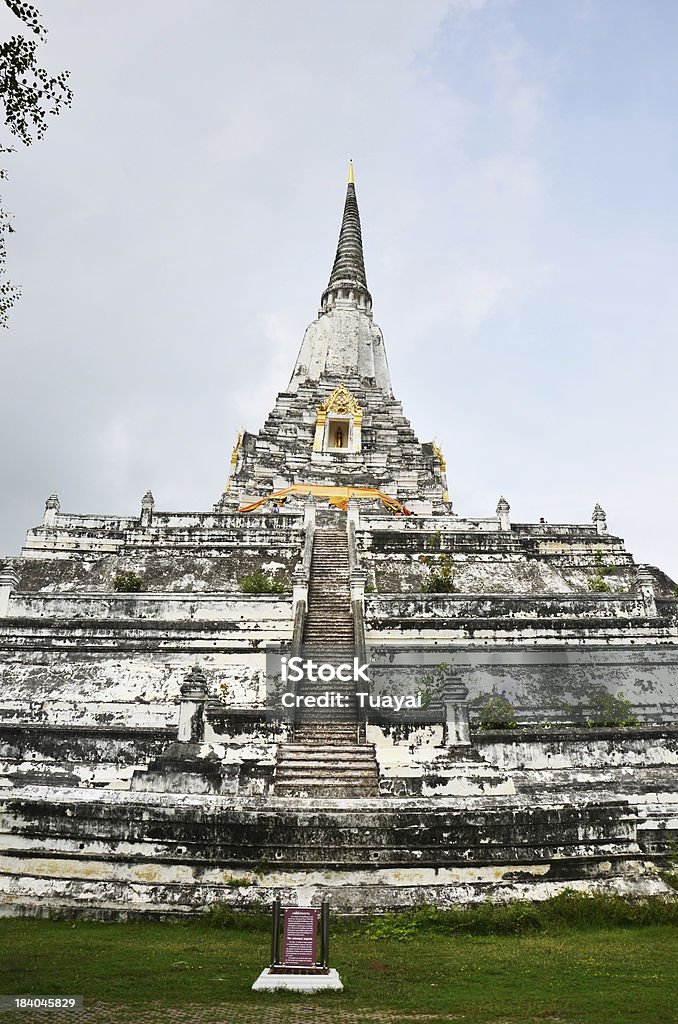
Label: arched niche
xmin=313 ymin=386 xmax=363 ymax=454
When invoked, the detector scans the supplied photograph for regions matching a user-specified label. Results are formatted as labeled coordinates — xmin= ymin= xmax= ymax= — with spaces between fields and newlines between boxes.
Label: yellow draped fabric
xmin=238 ymin=484 xmax=411 ymax=515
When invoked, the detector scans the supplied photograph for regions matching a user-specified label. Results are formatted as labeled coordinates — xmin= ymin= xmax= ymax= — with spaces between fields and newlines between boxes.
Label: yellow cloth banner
xmin=238 ymin=484 xmax=410 ymax=515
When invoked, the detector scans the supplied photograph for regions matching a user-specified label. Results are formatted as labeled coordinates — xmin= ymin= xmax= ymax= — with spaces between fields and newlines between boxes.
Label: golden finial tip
xmin=348 ymin=160 xmax=354 ymax=184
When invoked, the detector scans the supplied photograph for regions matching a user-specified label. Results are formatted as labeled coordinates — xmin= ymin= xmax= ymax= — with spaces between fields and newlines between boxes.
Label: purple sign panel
xmin=282 ymin=908 xmax=318 ymax=967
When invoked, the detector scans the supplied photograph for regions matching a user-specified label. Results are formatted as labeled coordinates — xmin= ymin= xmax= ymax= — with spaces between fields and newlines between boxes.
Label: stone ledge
xmin=0 ymin=722 xmax=176 ymax=739
xmin=473 ymin=725 xmax=678 ymax=744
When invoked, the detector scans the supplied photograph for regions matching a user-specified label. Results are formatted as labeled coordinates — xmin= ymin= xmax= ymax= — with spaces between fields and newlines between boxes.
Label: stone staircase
xmin=301 ymin=527 xmax=355 ymax=652
xmin=274 ymin=742 xmax=380 ymax=798
xmin=274 ymin=526 xmax=379 ymax=798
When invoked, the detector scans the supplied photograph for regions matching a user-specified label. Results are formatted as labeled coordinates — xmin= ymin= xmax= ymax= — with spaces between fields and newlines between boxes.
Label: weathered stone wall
xmin=357 ymin=518 xmax=646 ymax=595
xmin=0 ymin=711 xmax=277 ymax=792
xmin=474 ymin=727 xmax=678 ymax=859
xmin=367 ymin=592 xmax=658 ymax=621
xmin=0 ymin=723 xmax=175 ymax=790
xmin=475 ymin=726 xmax=678 ymax=768
xmin=0 ymin=594 xmax=293 ymax=732
xmin=15 ymin=511 xmax=303 ymax=593
xmin=361 ymin=638 xmax=678 ymax=722
xmin=1 ymin=507 xmax=302 ymax=732
xmin=0 ymin=784 xmax=662 ymax=918
xmin=16 ymin=551 xmax=296 ymax=594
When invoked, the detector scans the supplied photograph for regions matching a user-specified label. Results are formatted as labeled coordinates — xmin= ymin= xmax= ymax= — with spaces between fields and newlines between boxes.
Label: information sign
xmin=281 ymin=907 xmax=318 ymax=967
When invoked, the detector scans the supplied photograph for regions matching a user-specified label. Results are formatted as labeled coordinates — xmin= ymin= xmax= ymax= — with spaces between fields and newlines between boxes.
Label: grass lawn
xmin=0 ymin=911 xmax=677 ymax=1024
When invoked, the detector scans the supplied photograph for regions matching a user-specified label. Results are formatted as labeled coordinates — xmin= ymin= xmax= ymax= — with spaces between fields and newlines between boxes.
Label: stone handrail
xmin=291 ymin=501 xmax=316 ymax=655
xmin=346 ymin=501 xmax=369 ymax=740
xmin=22 ymin=513 xmax=305 ymax=558
xmin=358 ymin=516 xmax=605 ymax=538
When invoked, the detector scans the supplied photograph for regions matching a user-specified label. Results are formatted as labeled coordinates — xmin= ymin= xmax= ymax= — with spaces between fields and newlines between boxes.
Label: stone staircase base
xmin=275 ymin=742 xmax=379 ymax=798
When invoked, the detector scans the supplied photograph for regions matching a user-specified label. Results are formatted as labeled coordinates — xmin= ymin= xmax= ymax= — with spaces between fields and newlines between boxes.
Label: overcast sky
xmin=1 ymin=0 xmax=677 ymax=580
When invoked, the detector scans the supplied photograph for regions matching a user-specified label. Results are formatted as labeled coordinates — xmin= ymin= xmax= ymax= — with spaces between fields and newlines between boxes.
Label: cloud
xmin=0 ymin=0 xmax=676 ymax=582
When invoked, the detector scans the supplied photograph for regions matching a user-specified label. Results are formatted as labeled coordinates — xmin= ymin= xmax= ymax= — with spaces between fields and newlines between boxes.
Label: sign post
xmin=252 ymin=899 xmax=342 ymax=992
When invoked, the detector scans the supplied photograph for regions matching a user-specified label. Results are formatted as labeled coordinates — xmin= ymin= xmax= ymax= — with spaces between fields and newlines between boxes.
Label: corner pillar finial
xmin=0 ymin=564 xmax=19 ymax=618
xmin=496 ymin=496 xmax=510 ymax=532
xmin=636 ymin=564 xmax=658 ymax=617
xmin=140 ymin=490 xmax=155 ymax=527
xmin=592 ymin=503 xmax=608 ymax=535
xmin=178 ymin=663 xmax=209 ymax=743
xmin=43 ymin=493 xmax=60 ymax=527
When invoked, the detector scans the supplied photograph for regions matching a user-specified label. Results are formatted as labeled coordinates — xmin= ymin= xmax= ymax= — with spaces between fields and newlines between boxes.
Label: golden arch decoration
xmin=317 ymin=385 xmax=362 ymax=418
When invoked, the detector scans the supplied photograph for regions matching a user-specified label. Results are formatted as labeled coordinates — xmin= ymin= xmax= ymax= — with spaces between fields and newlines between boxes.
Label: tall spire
xmin=321 ymin=163 xmax=372 ymax=314
xmin=287 ymin=163 xmax=391 ymax=395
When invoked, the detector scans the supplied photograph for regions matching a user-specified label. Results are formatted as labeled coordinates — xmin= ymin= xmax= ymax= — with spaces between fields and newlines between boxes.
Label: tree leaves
xmin=3 ymin=2 xmax=46 ymax=40
xmin=0 ymin=1 xmax=73 ymax=326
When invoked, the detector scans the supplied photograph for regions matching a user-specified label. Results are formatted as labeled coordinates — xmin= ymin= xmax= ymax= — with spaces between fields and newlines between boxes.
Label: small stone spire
xmin=43 ymin=493 xmax=60 ymax=527
xmin=181 ymin=663 xmax=208 ymax=699
xmin=140 ymin=490 xmax=155 ymax=527
xmin=636 ymin=564 xmax=657 ymax=617
xmin=496 ymin=496 xmax=510 ymax=532
xmin=321 ymin=163 xmax=373 ymax=314
xmin=592 ymin=503 xmax=608 ymax=535
xmin=0 ymin=563 xmax=20 ymax=618
xmin=178 ymin=663 xmax=209 ymax=743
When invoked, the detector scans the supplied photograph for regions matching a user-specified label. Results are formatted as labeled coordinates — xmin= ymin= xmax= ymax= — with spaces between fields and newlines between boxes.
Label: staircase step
xmin=276 ymin=771 xmax=377 ymax=782
xmin=277 ymin=767 xmax=377 ymax=778
xmin=293 ymin=733 xmax=359 ymax=743
xmin=279 ymin=750 xmax=374 ymax=758
xmin=275 ymin=775 xmax=376 ymax=783
xmin=275 ymin=785 xmax=378 ymax=798
xmin=278 ymin=759 xmax=377 ymax=770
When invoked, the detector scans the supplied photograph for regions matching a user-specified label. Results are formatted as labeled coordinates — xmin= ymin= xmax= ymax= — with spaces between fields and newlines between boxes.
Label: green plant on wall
xmin=425 ymin=531 xmax=442 ymax=552
xmin=417 ymin=662 xmax=449 ymax=707
xmin=587 ymin=548 xmax=616 ymax=593
xmin=224 ymin=875 xmax=257 ymax=888
xmin=478 ymin=695 xmax=518 ymax=730
xmin=658 ymin=842 xmax=678 ymax=891
xmin=587 ymin=575 xmax=611 ymax=593
xmin=240 ymin=572 xmax=285 ymax=594
xmin=421 ymin=553 xmax=456 ymax=593
xmin=586 ymin=691 xmax=639 ymax=728
xmin=112 ymin=571 xmax=144 ymax=593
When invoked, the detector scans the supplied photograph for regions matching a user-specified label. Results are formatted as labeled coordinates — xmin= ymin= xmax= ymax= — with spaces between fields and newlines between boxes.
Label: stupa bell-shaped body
xmin=219 ymin=164 xmax=448 ymax=512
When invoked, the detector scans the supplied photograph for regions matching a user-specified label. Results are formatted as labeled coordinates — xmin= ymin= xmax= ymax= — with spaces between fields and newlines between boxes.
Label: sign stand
xmin=252 ymin=899 xmax=343 ymax=992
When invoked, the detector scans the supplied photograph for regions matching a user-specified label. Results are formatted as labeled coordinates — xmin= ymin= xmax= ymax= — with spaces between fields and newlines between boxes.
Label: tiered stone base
xmin=0 ymin=785 xmax=668 ymax=919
